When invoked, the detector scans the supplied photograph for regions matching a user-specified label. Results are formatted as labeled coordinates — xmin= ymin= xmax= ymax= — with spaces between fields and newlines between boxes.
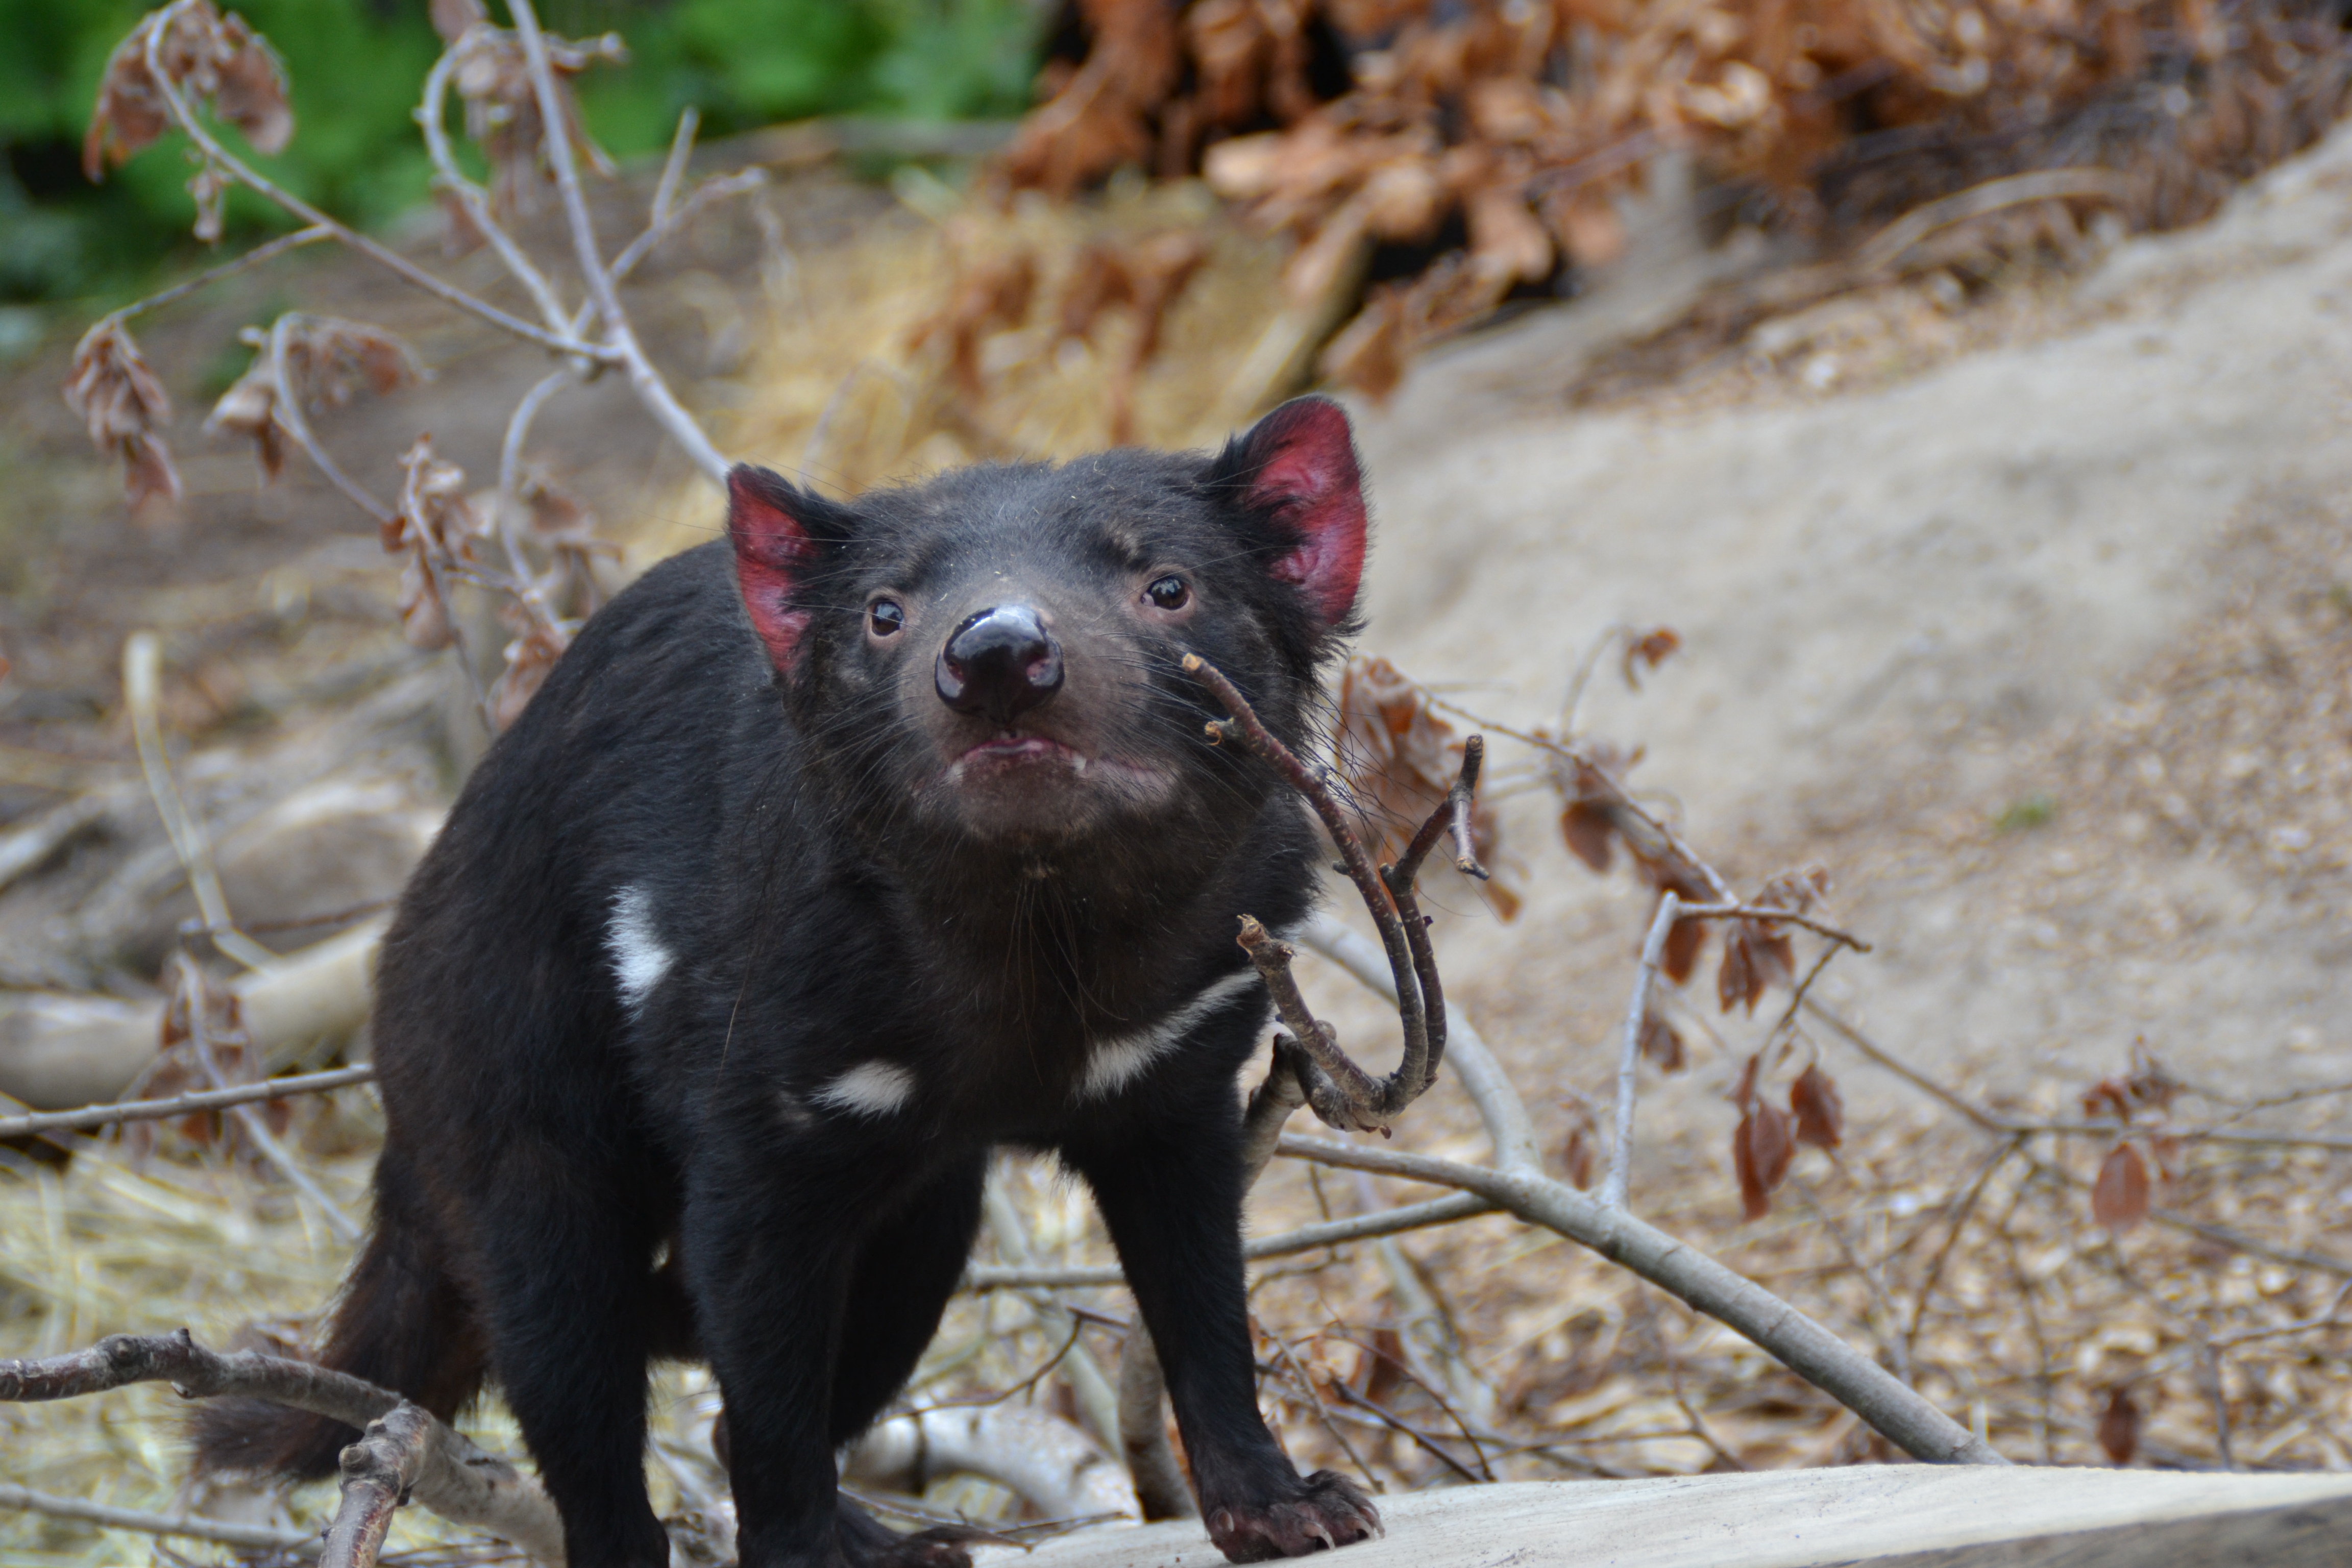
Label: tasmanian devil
xmin=196 ymin=396 xmax=1385 ymax=1568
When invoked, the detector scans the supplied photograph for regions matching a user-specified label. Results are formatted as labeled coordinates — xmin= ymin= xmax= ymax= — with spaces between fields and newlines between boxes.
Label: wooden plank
xmin=975 ymin=1469 xmax=2352 ymax=1568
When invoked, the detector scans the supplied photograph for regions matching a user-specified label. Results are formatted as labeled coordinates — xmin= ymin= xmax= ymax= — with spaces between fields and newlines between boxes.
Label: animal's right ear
xmin=727 ymin=464 xmax=849 ymax=670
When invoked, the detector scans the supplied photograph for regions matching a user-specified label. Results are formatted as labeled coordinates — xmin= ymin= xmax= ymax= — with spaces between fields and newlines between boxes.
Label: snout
xmin=936 ymin=604 xmax=1064 ymax=726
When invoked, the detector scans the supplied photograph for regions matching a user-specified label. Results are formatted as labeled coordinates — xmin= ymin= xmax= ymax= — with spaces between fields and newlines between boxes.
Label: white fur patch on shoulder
xmin=606 ymin=886 xmax=674 ymax=1015
xmin=813 ymin=1061 xmax=918 ymax=1117
xmin=1079 ymin=969 xmax=1268 ymax=1101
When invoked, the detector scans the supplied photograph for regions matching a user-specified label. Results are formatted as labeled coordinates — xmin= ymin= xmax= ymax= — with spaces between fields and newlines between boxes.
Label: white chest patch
xmin=1077 ymin=969 xmax=1268 ymax=1101
xmin=813 ymin=1061 xmax=918 ymax=1117
xmin=606 ymin=886 xmax=674 ymax=1014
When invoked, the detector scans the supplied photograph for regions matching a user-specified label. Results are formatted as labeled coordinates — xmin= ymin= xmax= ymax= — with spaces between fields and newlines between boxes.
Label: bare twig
xmin=651 ymin=107 xmax=699 ymax=230
xmin=1899 ymin=1136 xmax=2023 ymax=1372
xmin=507 ymin=0 xmax=729 ymax=488
xmin=971 ymin=1193 xmax=1497 ymax=1291
xmin=0 ymin=1481 xmax=315 ymax=1555
xmin=416 ymin=46 xmax=574 ymax=340
xmin=0 ymin=1331 xmax=565 ymax=1562
xmin=1605 ymin=891 xmax=1681 ymax=1210
xmin=321 ymin=1402 xmax=431 ymax=1568
xmin=174 ymin=960 xmax=362 ymax=1243
xmin=0 ymin=1064 xmax=375 ymax=1140
xmin=100 ymin=225 xmax=333 ymax=329
xmin=124 ymin=631 xmax=279 ymax=971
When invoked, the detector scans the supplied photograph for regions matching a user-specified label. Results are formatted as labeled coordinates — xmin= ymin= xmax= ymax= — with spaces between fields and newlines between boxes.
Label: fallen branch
xmin=0 ymin=1331 xmax=566 ymax=1564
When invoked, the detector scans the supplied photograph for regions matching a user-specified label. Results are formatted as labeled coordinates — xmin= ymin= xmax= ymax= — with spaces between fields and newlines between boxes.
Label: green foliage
xmin=1 ymin=0 xmax=1041 ymax=305
xmin=1994 ymin=791 xmax=2058 ymax=833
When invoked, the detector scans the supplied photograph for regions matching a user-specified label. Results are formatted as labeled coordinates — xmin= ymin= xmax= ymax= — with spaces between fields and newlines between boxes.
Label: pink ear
xmin=727 ymin=465 xmax=820 ymax=668
xmin=1238 ymin=397 xmax=1367 ymax=628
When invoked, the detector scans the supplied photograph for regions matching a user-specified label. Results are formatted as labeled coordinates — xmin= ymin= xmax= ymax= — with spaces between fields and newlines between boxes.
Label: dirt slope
xmin=1331 ymin=124 xmax=2352 ymax=1125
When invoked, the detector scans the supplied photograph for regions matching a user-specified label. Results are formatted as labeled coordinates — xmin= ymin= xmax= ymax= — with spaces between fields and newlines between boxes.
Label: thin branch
xmin=416 ymin=47 xmax=574 ymax=339
xmin=651 ymin=107 xmax=699 ymax=229
xmin=1787 ymin=1174 xmax=1910 ymax=1387
xmin=100 ymin=225 xmax=332 ymax=328
xmin=1261 ymin=1332 xmax=1382 ymax=1492
xmin=0 ymin=1481 xmax=315 ymax=1555
xmin=1899 ymin=1135 xmax=2022 ymax=1373
xmin=0 ymin=1331 xmax=564 ymax=1562
xmin=966 ymin=1193 xmax=1494 ymax=1290
xmin=1560 ymin=621 xmax=1639 ymax=736
xmin=607 ymin=167 xmax=765 ymax=285
xmin=1185 ymin=653 xmax=1479 ymax=1131
xmin=1661 ymin=900 xmax=1872 ymax=952
xmin=138 ymin=2 xmax=610 ymax=362
xmin=260 ymin=316 xmax=398 ymax=527
xmin=0 ymin=1065 xmax=375 ymax=1140
xmin=176 ymin=960 xmax=361 ymax=1243
xmin=124 ymin=631 xmax=279 ymax=971
xmin=507 ymin=0 xmax=729 ymax=488
xmin=1604 ymin=891 xmax=1680 ymax=1210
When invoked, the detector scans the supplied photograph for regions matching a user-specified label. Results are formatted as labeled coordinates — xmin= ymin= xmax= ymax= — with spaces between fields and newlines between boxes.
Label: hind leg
xmin=468 ymin=1135 xmax=673 ymax=1568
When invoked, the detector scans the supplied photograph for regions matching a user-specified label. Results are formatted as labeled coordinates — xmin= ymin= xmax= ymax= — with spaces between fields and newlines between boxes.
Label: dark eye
xmin=1145 ymin=575 xmax=1190 ymax=611
xmin=868 ymin=599 xmax=904 ymax=638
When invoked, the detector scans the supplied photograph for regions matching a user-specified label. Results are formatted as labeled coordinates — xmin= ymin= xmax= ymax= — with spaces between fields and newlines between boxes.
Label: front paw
xmin=1205 ymin=1471 xmax=1381 ymax=1562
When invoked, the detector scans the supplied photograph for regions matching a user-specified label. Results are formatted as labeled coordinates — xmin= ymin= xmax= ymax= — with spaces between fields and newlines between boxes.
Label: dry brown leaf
xmin=1733 ymin=1101 xmax=1794 ymax=1221
xmin=2097 ymin=1386 xmax=2140 ymax=1465
xmin=1637 ymin=1010 xmax=1685 ymax=1074
xmin=2092 ymin=1142 xmax=2152 ymax=1232
xmin=1334 ymin=655 xmax=1520 ymax=918
xmin=1790 ymin=1063 xmax=1843 ymax=1149
xmin=488 ymin=622 xmax=571 ymax=732
xmin=1557 ymin=1097 xmax=1599 ymax=1190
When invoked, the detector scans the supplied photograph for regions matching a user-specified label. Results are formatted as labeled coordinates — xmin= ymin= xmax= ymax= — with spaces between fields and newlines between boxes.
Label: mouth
xmin=944 ymin=734 xmax=1090 ymax=783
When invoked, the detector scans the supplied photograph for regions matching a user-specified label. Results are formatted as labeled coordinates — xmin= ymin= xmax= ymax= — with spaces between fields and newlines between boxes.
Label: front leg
xmin=1064 ymin=1109 xmax=1379 ymax=1562
xmin=684 ymin=1125 xmax=973 ymax=1568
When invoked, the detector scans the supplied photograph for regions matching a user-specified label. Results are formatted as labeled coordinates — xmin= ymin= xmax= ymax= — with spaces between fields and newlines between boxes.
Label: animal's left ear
xmin=1215 ymin=395 xmax=1368 ymax=630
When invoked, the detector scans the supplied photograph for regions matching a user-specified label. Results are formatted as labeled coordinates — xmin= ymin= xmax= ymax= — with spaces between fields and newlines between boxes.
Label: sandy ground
xmin=1325 ymin=121 xmax=2352 ymax=1154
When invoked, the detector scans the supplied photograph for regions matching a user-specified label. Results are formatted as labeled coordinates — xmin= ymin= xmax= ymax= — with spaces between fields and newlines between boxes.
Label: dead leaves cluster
xmin=2084 ymin=1040 xmax=2191 ymax=1233
xmin=907 ymin=224 xmax=1215 ymax=445
xmin=1000 ymin=0 xmax=2352 ymax=397
xmin=430 ymin=0 xmax=626 ymax=219
xmin=206 ymin=316 xmax=422 ymax=484
xmin=1334 ymin=655 xmax=1520 ymax=920
xmin=63 ymin=322 xmax=180 ymax=524
xmin=84 ymin=0 xmax=293 ymax=244
xmin=1730 ymin=1054 xmax=1844 ymax=1220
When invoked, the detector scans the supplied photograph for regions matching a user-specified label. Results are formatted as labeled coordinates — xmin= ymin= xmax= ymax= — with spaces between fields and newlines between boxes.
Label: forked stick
xmin=1183 ymin=652 xmax=1478 ymax=1133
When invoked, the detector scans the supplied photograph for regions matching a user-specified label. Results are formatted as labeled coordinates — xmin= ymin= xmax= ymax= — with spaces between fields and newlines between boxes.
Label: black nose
xmin=936 ymin=604 xmax=1063 ymax=724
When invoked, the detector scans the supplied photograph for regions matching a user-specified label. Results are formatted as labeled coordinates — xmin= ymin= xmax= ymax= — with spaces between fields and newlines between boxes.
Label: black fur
xmin=197 ymin=398 xmax=1381 ymax=1568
